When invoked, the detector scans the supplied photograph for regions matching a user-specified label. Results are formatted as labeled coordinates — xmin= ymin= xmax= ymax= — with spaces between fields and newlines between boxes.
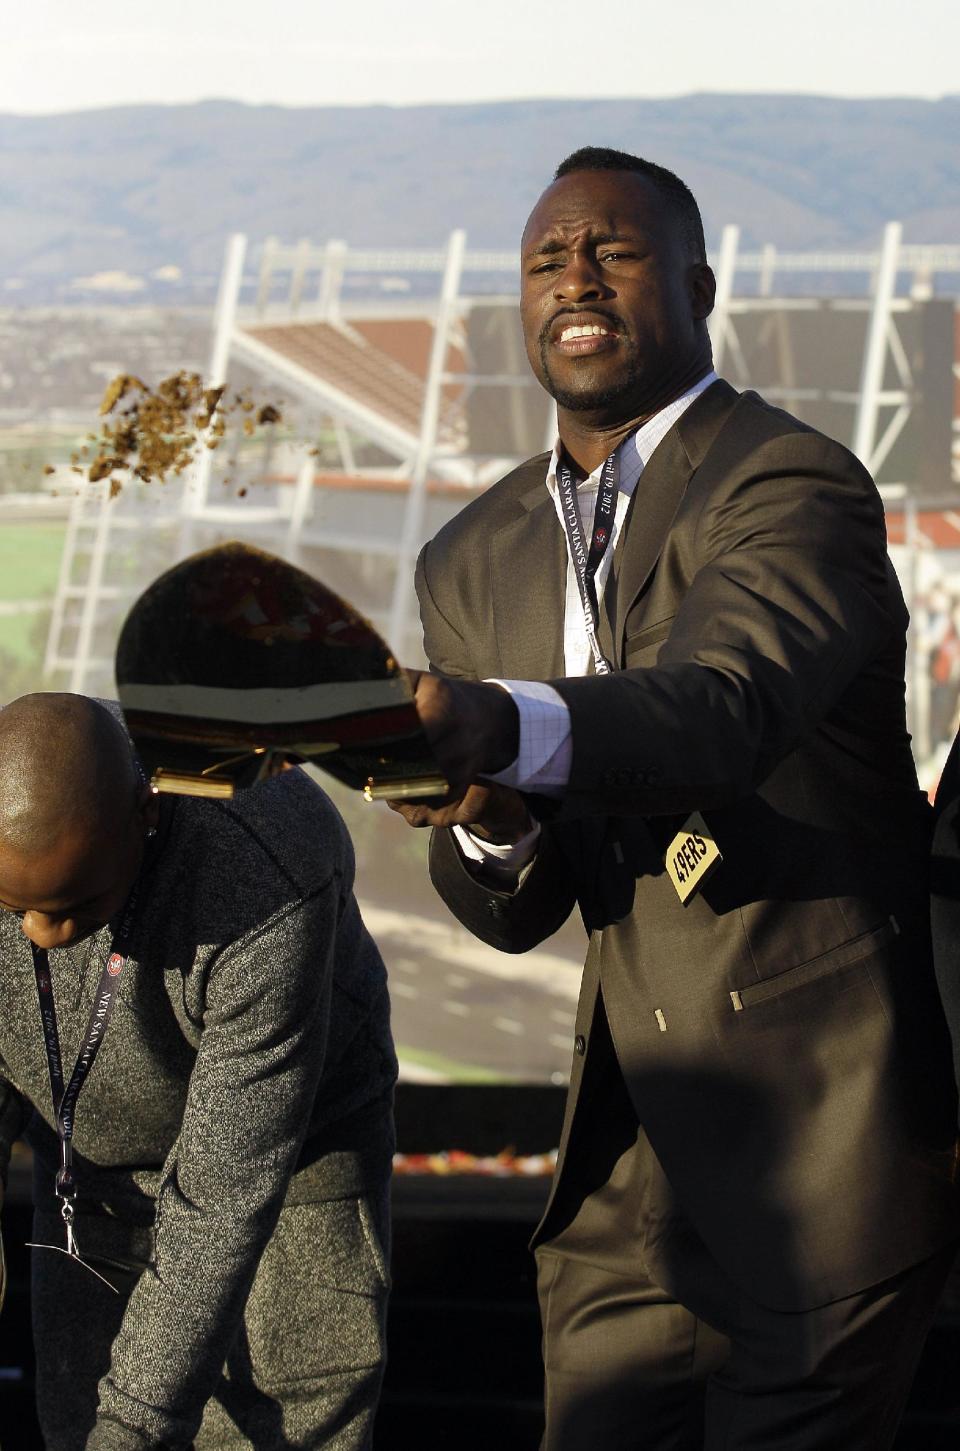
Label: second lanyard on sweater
xmin=555 ymin=444 xmax=622 ymax=675
xmin=28 ymin=887 xmax=140 ymax=1290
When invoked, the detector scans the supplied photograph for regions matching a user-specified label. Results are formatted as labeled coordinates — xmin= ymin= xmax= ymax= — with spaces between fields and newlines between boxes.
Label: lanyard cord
xmin=555 ymin=444 xmax=622 ymax=675
xmin=30 ymin=887 xmax=139 ymax=1251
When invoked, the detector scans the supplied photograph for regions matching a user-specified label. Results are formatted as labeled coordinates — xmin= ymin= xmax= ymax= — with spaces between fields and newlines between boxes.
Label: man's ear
xmin=690 ymin=262 xmax=716 ymax=321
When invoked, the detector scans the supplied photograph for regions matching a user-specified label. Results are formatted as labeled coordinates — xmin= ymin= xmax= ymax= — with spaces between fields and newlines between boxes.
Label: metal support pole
xmin=181 ymin=232 xmax=247 ymax=546
xmin=256 ymin=236 xmax=279 ymax=316
xmin=318 ymin=240 xmax=348 ymax=323
xmin=209 ymin=233 xmax=248 ymax=396
xmin=69 ymin=482 xmax=112 ymax=694
xmin=289 ymin=238 xmax=312 ymax=315
xmin=44 ymin=484 xmax=85 ymax=679
xmin=708 ymin=224 xmax=740 ymax=374
xmin=853 ymin=221 xmax=902 ymax=469
xmin=333 ymin=418 xmax=357 ymax=475
xmin=388 ymin=229 xmax=466 ymax=655
xmin=285 ymin=452 xmax=317 ymax=561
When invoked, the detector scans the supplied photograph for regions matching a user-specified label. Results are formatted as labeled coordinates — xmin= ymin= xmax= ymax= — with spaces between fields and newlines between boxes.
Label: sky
xmin=4 ymin=0 xmax=959 ymax=115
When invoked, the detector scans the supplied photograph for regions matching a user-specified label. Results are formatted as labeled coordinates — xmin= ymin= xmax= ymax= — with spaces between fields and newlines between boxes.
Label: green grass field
xmin=394 ymin=1046 xmax=508 ymax=1084
xmin=0 ymin=523 xmax=66 ymax=602
xmin=0 ymin=523 xmax=65 ymax=680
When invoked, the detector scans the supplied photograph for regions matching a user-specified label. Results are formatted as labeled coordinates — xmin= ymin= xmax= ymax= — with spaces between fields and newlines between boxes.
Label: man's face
xmin=519 ymin=170 xmax=715 ymax=417
xmin=0 ymin=803 xmax=146 ymax=951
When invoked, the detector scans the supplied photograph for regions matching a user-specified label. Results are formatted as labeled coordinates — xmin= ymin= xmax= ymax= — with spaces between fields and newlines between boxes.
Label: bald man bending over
xmin=0 ymin=693 xmax=397 ymax=1451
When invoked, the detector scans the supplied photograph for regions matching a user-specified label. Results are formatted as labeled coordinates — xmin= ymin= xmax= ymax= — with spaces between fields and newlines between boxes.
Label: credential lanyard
xmin=28 ymin=889 xmax=139 ymax=1286
xmin=555 ymin=445 xmax=621 ymax=675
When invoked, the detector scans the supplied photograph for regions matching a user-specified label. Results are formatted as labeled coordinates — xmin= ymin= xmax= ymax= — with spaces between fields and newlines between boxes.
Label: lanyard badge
xmin=27 ymin=889 xmax=139 ymax=1292
xmin=555 ymin=446 xmax=620 ymax=675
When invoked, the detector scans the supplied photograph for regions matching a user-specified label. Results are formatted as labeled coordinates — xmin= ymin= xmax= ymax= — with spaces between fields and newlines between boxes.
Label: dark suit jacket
xmin=418 ymin=379 xmax=959 ymax=1312
xmin=931 ymin=735 xmax=960 ymax=1113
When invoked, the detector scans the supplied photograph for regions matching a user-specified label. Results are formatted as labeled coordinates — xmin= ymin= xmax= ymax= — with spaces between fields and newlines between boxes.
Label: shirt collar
xmin=547 ymin=370 xmax=719 ymax=499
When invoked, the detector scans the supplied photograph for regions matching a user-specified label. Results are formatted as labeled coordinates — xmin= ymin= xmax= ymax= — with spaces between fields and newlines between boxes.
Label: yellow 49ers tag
xmin=665 ymin=812 xmax=722 ymax=904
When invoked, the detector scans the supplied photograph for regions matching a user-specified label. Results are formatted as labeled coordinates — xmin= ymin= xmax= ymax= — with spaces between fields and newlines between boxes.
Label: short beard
xmin=537 ymin=331 xmax=643 ymax=414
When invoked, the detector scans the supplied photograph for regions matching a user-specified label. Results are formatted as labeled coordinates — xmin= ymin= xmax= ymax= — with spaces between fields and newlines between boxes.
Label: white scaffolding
xmin=708 ymin=224 xmax=960 ymax=481
xmin=46 ymin=225 xmax=960 ymax=701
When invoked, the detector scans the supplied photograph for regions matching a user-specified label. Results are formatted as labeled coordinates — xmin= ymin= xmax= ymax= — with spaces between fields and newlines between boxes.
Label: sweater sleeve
xmin=0 ymin=1067 xmax=28 ymax=1315
xmin=88 ymin=873 xmax=342 ymax=1450
xmin=0 ymin=1065 xmax=29 ymax=1193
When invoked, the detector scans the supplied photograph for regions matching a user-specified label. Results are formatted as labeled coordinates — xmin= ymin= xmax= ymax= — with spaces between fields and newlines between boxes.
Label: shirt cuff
xmin=453 ymin=820 xmax=541 ymax=873
xmin=482 ymin=679 xmax=572 ymax=793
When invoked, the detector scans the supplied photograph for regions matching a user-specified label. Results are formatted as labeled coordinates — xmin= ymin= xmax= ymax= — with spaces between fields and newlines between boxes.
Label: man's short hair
xmin=554 ymin=146 xmax=707 ymax=263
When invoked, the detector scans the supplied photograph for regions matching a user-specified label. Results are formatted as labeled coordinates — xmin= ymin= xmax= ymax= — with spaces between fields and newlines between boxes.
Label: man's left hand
xmin=387 ymin=780 xmax=534 ymax=838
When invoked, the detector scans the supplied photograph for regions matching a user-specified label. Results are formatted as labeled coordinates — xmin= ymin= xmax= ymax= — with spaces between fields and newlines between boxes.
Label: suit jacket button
xmin=574 ymin=1034 xmax=586 ymax=1055
xmin=486 ymin=898 xmax=505 ymax=919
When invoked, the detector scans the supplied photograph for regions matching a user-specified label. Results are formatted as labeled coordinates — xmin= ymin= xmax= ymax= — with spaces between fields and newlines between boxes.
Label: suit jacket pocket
xmin=733 ymin=917 xmax=898 ymax=1009
xmin=623 ymin=615 xmax=675 ymax=669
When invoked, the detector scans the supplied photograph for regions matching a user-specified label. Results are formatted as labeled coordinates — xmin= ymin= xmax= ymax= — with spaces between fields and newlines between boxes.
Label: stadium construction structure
xmin=44 ymin=225 xmax=960 ymax=758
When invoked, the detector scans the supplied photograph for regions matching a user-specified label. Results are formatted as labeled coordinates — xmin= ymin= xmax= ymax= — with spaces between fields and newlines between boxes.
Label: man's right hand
xmin=387 ymin=670 xmax=534 ymax=838
xmin=405 ymin=671 xmax=521 ymax=795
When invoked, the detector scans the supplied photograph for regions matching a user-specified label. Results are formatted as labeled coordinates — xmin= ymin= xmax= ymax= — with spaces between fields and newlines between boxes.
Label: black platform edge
xmin=394 ymin=1082 xmax=566 ymax=1157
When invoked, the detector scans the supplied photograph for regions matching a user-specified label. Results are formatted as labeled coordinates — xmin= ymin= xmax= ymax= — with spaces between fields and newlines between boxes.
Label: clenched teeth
xmin=559 ymin=324 xmax=610 ymax=342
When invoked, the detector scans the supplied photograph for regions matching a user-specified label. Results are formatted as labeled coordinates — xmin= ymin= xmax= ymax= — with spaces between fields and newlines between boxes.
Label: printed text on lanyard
xmin=555 ymin=444 xmax=622 ymax=675
xmin=28 ymin=888 xmax=140 ymax=1291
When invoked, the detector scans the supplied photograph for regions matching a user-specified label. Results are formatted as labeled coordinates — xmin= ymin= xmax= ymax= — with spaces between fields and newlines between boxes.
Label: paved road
xmin=359 ymin=902 xmax=584 ymax=1084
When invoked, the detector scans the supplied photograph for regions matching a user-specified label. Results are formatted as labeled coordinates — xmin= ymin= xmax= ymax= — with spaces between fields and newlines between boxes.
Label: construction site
xmin=3 ymin=219 xmax=960 ymax=1451
xmin=0 ymin=218 xmax=957 ymax=1089
xmin=27 ymin=223 xmax=960 ymax=757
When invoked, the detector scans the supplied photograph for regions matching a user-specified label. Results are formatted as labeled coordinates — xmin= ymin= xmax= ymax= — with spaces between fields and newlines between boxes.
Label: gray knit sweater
xmin=0 ymin=768 xmax=397 ymax=1448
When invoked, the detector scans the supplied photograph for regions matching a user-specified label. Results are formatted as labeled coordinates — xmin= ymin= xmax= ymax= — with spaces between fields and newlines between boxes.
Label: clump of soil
xmin=74 ymin=371 xmax=283 ymax=495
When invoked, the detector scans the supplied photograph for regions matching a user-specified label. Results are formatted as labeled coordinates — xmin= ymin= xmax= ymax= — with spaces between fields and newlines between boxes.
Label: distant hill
xmin=1 ymin=94 xmax=958 ymax=302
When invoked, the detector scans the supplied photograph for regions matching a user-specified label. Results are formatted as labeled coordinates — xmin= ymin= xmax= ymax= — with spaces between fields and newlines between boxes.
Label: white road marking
xmin=550 ymin=1034 xmax=573 ymax=1051
xmin=397 ymin=1059 xmax=446 ymax=1083
xmin=493 ymin=1017 xmax=525 ymax=1036
xmin=0 ymin=599 xmax=51 ymax=616
xmin=394 ymin=958 xmax=421 ymax=975
xmin=361 ymin=904 xmax=582 ymax=1002
xmin=445 ymin=972 xmax=469 ymax=989
xmin=391 ymin=981 xmax=419 ymax=1000
xmin=550 ymin=1009 xmax=575 ymax=1027
xmin=443 ymin=1000 xmax=470 ymax=1017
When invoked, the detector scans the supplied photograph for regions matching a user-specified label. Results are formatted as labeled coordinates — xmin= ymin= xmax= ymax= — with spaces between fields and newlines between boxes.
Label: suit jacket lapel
xmin=613 ymin=379 xmax=740 ymax=645
xmin=611 ymin=428 xmax=694 ymax=644
xmin=486 ymin=381 xmax=740 ymax=677
xmin=490 ymin=472 xmax=567 ymax=679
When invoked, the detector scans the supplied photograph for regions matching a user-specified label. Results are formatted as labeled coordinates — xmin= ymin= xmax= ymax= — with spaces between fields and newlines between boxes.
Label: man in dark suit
xmin=932 ymin=736 xmax=960 ymax=1114
xmin=390 ymin=147 xmax=959 ymax=1448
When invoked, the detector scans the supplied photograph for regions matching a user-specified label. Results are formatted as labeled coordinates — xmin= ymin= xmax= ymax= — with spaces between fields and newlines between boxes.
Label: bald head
xmin=0 ymin=694 xmax=139 ymax=860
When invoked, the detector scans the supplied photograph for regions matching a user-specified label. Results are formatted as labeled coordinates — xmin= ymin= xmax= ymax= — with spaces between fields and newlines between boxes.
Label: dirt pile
xmin=58 ymin=372 xmax=284 ymax=496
